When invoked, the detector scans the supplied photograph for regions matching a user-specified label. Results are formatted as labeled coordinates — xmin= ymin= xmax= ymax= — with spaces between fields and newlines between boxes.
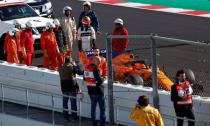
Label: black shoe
xmin=64 ymin=118 xmax=69 ymax=122
xmin=71 ymin=117 xmax=79 ymax=122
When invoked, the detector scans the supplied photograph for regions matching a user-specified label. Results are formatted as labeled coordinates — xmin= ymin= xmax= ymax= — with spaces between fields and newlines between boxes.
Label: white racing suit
xmin=77 ymin=26 xmax=96 ymax=51
xmin=59 ymin=16 xmax=77 ymax=56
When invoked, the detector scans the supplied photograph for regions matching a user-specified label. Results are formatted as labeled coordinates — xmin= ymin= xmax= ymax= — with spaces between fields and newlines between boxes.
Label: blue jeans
xmin=63 ymin=92 xmax=77 ymax=119
xmin=90 ymin=94 xmax=106 ymax=126
xmin=112 ymin=50 xmax=123 ymax=59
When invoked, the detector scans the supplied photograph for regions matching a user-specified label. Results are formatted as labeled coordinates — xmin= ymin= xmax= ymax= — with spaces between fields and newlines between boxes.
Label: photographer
xmin=130 ymin=95 xmax=164 ymax=126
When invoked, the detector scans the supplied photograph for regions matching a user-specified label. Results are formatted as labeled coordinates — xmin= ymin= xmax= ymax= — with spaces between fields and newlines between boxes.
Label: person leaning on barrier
xmin=130 ymin=95 xmax=164 ymax=126
xmin=58 ymin=57 xmax=83 ymax=122
xmin=84 ymin=56 xmax=106 ymax=126
xmin=171 ymin=70 xmax=195 ymax=126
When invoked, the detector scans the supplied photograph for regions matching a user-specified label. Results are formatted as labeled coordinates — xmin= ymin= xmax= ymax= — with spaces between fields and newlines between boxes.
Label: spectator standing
xmin=58 ymin=58 xmax=83 ymax=122
xmin=171 ymin=70 xmax=195 ymax=126
xmin=112 ymin=18 xmax=129 ymax=58
xmin=78 ymin=1 xmax=101 ymax=35
xmin=20 ymin=21 xmax=34 ymax=66
xmin=6 ymin=28 xmax=20 ymax=64
xmin=130 ymin=95 xmax=164 ymax=126
xmin=59 ymin=6 xmax=77 ymax=58
xmin=78 ymin=16 xmax=96 ymax=64
xmin=53 ymin=19 xmax=66 ymax=67
xmin=84 ymin=56 xmax=106 ymax=126
xmin=3 ymin=20 xmax=22 ymax=62
xmin=41 ymin=22 xmax=60 ymax=71
xmin=88 ymin=48 xmax=107 ymax=78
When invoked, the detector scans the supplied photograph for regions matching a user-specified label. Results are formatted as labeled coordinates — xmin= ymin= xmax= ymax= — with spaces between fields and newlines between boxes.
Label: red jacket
xmin=21 ymin=29 xmax=34 ymax=54
xmin=112 ymin=27 xmax=129 ymax=52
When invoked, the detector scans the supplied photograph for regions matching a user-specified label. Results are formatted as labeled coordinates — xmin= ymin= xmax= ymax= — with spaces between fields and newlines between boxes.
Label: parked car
xmin=25 ymin=0 xmax=53 ymax=17
xmin=0 ymin=0 xmax=53 ymax=48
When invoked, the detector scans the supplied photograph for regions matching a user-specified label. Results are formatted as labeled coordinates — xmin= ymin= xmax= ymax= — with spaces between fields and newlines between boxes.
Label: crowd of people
xmin=0 ymin=1 xmax=196 ymax=126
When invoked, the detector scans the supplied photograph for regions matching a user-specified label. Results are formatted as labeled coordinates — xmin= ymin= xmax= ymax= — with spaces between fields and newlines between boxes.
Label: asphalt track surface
xmin=32 ymin=0 xmax=210 ymax=96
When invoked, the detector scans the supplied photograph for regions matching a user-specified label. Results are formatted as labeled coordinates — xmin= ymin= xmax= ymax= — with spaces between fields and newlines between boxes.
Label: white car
xmin=0 ymin=0 xmax=53 ymax=47
xmin=23 ymin=0 xmax=53 ymax=17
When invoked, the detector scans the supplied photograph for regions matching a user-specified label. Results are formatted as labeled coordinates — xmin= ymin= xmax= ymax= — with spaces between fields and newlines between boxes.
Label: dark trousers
xmin=90 ymin=94 xmax=106 ymax=126
xmin=174 ymin=104 xmax=195 ymax=126
xmin=63 ymin=92 xmax=77 ymax=119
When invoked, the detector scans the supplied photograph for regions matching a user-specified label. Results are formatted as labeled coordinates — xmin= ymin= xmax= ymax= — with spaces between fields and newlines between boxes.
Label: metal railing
xmin=115 ymin=105 xmax=210 ymax=126
xmin=0 ymin=82 xmax=82 ymax=126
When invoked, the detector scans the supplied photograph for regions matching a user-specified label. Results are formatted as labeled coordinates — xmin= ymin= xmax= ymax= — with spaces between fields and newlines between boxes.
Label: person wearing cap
xmin=130 ymin=95 xmax=164 ymax=126
xmin=112 ymin=18 xmax=129 ymax=59
xmin=41 ymin=22 xmax=60 ymax=71
xmin=78 ymin=1 xmax=101 ymax=34
xmin=58 ymin=57 xmax=83 ymax=122
xmin=59 ymin=6 xmax=77 ymax=58
xmin=20 ymin=21 xmax=34 ymax=66
xmin=6 ymin=28 xmax=20 ymax=64
xmin=53 ymin=18 xmax=67 ymax=67
xmin=78 ymin=16 xmax=96 ymax=64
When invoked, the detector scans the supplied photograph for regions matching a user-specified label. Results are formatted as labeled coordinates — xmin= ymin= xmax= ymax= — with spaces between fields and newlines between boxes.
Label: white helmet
xmin=13 ymin=20 xmax=21 ymax=26
xmin=63 ymin=6 xmax=72 ymax=14
xmin=53 ymin=18 xmax=60 ymax=26
xmin=8 ymin=28 xmax=19 ymax=36
xmin=114 ymin=18 xmax=123 ymax=26
xmin=46 ymin=22 xmax=55 ymax=29
xmin=25 ymin=21 xmax=33 ymax=27
xmin=83 ymin=1 xmax=91 ymax=7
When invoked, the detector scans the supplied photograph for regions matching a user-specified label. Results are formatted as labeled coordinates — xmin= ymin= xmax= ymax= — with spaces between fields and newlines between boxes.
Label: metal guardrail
xmin=0 ymin=82 xmax=82 ymax=126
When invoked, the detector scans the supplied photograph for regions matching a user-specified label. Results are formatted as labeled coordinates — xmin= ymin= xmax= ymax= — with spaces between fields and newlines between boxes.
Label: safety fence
xmin=105 ymin=34 xmax=210 ymax=125
xmin=0 ymin=83 xmax=82 ymax=126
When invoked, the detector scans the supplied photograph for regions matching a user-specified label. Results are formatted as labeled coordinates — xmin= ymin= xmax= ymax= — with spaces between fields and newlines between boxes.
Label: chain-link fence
xmin=105 ymin=34 xmax=210 ymax=125
xmin=106 ymin=34 xmax=210 ymax=96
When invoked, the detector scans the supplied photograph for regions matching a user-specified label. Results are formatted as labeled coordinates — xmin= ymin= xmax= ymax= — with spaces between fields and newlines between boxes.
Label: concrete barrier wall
xmin=0 ymin=60 xmax=210 ymax=126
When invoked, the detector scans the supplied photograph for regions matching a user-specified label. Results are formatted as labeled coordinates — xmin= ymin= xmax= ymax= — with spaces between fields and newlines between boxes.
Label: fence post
xmin=1 ymin=84 xmax=4 ymax=113
xmin=106 ymin=33 xmax=115 ymax=126
xmin=51 ymin=95 xmax=55 ymax=125
xmin=26 ymin=88 xmax=29 ymax=119
xmin=150 ymin=34 xmax=159 ymax=109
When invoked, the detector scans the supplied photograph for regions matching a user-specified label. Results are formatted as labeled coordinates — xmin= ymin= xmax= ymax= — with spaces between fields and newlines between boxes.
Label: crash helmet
xmin=8 ymin=28 xmax=19 ymax=36
xmin=114 ymin=18 xmax=123 ymax=26
xmin=83 ymin=1 xmax=91 ymax=7
xmin=25 ymin=21 xmax=33 ymax=27
xmin=63 ymin=6 xmax=72 ymax=14
xmin=46 ymin=22 xmax=55 ymax=29
xmin=53 ymin=18 xmax=60 ymax=26
xmin=82 ymin=16 xmax=91 ymax=25
xmin=13 ymin=20 xmax=21 ymax=26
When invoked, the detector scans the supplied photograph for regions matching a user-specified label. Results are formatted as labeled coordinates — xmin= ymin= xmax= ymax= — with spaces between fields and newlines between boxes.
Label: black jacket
xmin=87 ymin=66 xmax=105 ymax=95
xmin=54 ymin=27 xmax=66 ymax=53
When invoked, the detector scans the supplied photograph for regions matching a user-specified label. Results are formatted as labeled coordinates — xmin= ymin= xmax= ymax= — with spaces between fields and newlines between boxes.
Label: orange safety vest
xmin=175 ymin=81 xmax=192 ymax=105
xmin=84 ymin=64 xmax=100 ymax=87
